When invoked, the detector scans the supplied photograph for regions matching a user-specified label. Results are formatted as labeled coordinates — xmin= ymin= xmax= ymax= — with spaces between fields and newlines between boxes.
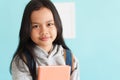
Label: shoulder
xmin=63 ymin=49 xmax=77 ymax=72
xmin=11 ymin=56 xmax=32 ymax=80
xmin=12 ymin=55 xmax=29 ymax=73
xmin=66 ymin=49 xmax=79 ymax=72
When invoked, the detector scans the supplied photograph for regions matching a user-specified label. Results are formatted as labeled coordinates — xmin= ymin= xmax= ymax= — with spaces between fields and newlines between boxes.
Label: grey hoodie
xmin=12 ymin=45 xmax=80 ymax=80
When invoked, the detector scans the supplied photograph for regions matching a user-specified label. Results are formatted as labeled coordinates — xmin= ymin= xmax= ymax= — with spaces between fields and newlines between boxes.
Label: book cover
xmin=37 ymin=66 xmax=71 ymax=80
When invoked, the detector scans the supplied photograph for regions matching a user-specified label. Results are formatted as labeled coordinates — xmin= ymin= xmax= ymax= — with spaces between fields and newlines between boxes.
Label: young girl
xmin=10 ymin=0 xmax=79 ymax=80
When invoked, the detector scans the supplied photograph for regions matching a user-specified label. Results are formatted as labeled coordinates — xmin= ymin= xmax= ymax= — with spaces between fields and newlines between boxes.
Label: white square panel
xmin=54 ymin=2 xmax=76 ymax=39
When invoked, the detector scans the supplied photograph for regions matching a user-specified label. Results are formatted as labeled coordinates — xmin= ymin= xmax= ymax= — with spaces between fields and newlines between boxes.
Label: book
xmin=37 ymin=65 xmax=71 ymax=80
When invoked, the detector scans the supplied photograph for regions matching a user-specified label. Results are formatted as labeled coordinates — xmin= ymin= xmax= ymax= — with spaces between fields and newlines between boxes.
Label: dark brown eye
xmin=47 ymin=23 xmax=54 ymax=27
xmin=32 ymin=24 xmax=40 ymax=29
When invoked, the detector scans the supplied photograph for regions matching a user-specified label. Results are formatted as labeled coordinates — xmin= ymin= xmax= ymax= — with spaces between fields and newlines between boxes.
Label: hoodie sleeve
xmin=70 ymin=55 xmax=80 ymax=80
xmin=11 ymin=58 xmax=32 ymax=80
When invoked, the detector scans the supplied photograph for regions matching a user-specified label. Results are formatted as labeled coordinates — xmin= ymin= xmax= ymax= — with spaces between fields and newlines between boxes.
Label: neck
xmin=39 ymin=44 xmax=53 ymax=53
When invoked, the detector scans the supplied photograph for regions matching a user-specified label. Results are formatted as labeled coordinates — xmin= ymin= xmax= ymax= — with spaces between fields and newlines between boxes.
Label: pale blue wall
xmin=0 ymin=0 xmax=120 ymax=80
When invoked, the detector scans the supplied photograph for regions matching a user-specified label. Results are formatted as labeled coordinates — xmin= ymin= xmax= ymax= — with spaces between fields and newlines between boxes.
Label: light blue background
xmin=0 ymin=0 xmax=120 ymax=80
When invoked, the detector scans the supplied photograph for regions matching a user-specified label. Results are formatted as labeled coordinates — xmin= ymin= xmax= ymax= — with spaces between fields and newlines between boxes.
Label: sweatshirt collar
xmin=33 ymin=44 xmax=64 ymax=58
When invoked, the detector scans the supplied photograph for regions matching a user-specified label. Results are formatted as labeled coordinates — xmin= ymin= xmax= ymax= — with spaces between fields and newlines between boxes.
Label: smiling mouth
xmin=39 ymin=37 xmax=49 ymax=41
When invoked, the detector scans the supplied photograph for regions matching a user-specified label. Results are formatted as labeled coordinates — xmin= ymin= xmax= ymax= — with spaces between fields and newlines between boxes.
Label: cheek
xmin=31 ymin=29 xmax=39 ymax=35
xmin=52 ymin=28 xmax=57 ymax=36
xmin=31 ymin=31 xmax=35 ymax=38
xmin=31 ymin=30 xmax=38 ymax=40
xmin=30 ymin=33 xmax=35 ymax=41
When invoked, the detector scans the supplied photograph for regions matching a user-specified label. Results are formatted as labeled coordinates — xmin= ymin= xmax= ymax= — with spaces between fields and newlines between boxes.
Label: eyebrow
xmin=47 ymin=19 xmax=54 ymax=23
xmin=31 ymin=19 xmax=54 ymax=24
xmin=31 ymin=22 xmax=39 ymax=24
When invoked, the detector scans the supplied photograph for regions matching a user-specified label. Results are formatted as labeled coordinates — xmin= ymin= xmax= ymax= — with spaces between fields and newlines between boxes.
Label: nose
xmin=40 ymin=26 xmax=48 ymax=35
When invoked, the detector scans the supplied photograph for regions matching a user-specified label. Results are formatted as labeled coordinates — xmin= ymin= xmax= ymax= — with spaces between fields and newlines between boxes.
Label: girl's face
xmin=30 ymin=7 xmax=57 ymax=51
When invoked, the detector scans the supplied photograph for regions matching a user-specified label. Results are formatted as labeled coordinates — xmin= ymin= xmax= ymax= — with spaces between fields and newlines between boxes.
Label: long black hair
xmin=10 ymin=0 xmax=69 ymax=80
